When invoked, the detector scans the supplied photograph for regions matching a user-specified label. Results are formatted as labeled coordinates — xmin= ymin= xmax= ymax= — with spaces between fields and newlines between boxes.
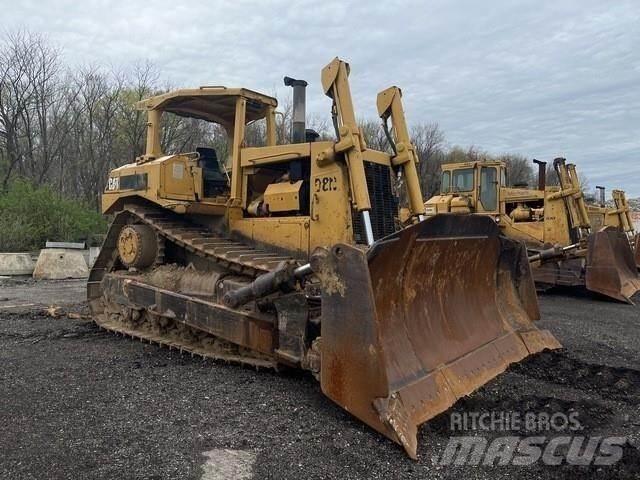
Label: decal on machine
xmin=107 ymin=177 xmax=120 ymax=191
xmin=173 ymin=163 xmax=185 ymax=180
xmin=314 ymin=175 xmax=338 ymax=192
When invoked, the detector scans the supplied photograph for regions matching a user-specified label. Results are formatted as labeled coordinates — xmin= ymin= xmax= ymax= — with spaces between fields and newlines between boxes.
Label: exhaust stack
xmin=283 ymin=76 xmax=308 ymax=144
xmin=596 ymin=186 xmax=606 ymax=207
xmin=533 ymin=159 xmax=547 ymax=191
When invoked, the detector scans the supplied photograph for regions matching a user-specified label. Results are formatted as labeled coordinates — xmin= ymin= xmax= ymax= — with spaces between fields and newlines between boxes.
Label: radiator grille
xmin=352 ymin=162 xmax=398 ymax=243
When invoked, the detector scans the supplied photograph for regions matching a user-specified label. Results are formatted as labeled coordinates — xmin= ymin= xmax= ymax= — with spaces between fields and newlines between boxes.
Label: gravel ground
xmin=0 ymin=280 xmax=639 ymax=479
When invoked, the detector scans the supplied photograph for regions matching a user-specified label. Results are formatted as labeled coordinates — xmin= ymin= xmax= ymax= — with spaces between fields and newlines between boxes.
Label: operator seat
xmin=196 ymin=147 xmax=228 ymax=197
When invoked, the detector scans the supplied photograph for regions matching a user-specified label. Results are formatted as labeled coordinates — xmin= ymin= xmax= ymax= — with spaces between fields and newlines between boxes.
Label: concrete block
xmin=89 ymin=247 xmax=101 ymax=267
xmin=0 ymin=253 xmax=36 ymax=275
xmin=33 ymin=249 xmax=89 ymax=280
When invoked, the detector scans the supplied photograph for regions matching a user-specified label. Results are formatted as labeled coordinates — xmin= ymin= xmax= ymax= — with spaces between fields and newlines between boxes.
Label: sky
xmin=2 ymin=0 xmax=639 ymax=195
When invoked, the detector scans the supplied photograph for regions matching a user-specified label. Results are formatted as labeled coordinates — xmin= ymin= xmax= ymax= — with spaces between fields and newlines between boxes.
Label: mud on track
xmin=0 ymin=280 xmax=639 ymax=479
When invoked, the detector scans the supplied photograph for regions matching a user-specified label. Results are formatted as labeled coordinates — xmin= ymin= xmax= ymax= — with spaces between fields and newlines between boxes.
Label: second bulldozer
xmin=425 ymin=157 xmax=640 ymax=303
xmin=88 ymin=58 xmax=559 ymax=458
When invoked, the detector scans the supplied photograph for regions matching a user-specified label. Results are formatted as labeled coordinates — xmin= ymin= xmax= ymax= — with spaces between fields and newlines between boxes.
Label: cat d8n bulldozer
xmin=588 ymin=187 xmax=640 ymax=269
xmin=425 ymin=157 xmax=640 ymax=303
xmin=88 ymin=57 xmax=559 ymax=458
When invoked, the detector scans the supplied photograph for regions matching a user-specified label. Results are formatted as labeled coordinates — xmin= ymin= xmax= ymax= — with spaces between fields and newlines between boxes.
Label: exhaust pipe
xmin=533 ymin=159 xmax=546 ymax=191
xmin=283 ymin=76 xmax=308 ymax=143
xmin=596 ymin=185 xmax=606 ymax=207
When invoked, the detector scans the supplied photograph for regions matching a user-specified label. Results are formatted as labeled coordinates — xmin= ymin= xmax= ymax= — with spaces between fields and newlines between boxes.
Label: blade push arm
xmin=320 ymin=57 xmax=374 ymax=244
xmin=376 ymin=86 xmax=425 ymax=219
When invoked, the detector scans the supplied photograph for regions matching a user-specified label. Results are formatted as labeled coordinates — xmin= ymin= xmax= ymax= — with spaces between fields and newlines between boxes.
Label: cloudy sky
xmin=2 ymin=0 xmax=639 ymax=195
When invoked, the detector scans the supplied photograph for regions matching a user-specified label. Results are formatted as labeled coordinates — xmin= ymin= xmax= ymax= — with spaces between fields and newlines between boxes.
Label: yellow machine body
xmin=89 ymin=58 xmax=559 ymax=459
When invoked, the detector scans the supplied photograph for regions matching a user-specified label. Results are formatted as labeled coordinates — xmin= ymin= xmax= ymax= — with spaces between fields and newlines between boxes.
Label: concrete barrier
xmin=33 ymin=249 xmax=89 ymax=280
xmin=0 ymin=253 xmax=36 ymax=275
xmin=89 ymin=247 xmax=101 ymax=267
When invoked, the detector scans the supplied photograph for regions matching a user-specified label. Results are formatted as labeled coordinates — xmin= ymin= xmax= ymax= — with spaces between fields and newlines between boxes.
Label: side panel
xmin=102 ymin=161 xmax=160 ymax=213
xmin=309 ymin=147 xmax=354 ymax=251
xmin=424 ymin=195 xmax=454 ymax=215
xmin=232 ymin=217 xmax=310 ymax=257
xmin=160 ymin=156 xmax=197 ymax=201
xmin=501 ymin=220 xmax=546 ymax=245
xmin=102 ymin=155 xmax=205 ymax=214
xmin=604 ymin=212 xmax=622 ymax=229
xmin=588 ymin=206 xmax=607 ymax=230
xmin=543 ymin=196 xmax=573 ymax=245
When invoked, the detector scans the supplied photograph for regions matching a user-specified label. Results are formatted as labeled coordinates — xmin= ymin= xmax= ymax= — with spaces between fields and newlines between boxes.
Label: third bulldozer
xmin=588 ymin=186 xmax=640 ymax=269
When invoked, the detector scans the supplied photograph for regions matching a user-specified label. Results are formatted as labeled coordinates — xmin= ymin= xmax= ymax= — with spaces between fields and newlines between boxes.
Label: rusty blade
xmin=585 ymin=227 xmax=640 ymax=304
xmin=317 ymin=214 xmax=560 ymax=459
xmin=634 ymin=233 xmax=640 ymax=270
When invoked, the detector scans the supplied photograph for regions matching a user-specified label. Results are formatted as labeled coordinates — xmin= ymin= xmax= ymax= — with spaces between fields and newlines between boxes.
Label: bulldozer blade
xmin=314 ymin=214 xmax=560 ymax=459
xmin=585 ymin=227 xmax=640 ymax=304
xmin=634 ymin=233 xmax=640 ymax=270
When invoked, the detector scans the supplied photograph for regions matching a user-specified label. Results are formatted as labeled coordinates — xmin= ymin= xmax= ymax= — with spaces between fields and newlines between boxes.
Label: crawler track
xmin=96 ymin=312 xmax=275 ymax=369
xmin=88 ymin=204 xmax=297 ymax=369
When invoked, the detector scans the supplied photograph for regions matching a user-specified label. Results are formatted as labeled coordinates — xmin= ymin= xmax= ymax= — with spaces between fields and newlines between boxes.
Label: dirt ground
xmin=0 ymin=278 xmax=639 ymax=479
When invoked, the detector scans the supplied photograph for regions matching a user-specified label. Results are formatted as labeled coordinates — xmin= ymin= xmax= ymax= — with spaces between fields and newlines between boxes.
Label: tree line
xmin=1 ymin=30 xmax=558 ymax=211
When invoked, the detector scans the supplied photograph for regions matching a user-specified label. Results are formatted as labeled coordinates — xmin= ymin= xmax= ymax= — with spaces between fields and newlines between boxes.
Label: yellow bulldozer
xmin=425 ymin=158 xmax=640 ymax=303
xmin=588 ymin=187 xmax=640 ymax=269
xmin=88 ymin=57 xmax=559 ymax=458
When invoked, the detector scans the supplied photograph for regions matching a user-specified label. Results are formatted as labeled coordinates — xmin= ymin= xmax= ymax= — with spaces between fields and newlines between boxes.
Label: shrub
xmin=0 ymin=179 xmax=107 ymax=252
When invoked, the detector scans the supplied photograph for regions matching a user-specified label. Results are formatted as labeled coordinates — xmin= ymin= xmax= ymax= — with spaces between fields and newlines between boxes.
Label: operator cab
xmin=439 ymin=161 xmax=506 ymax=213
xmin=103 ymin=87 xmax=280 ymax=214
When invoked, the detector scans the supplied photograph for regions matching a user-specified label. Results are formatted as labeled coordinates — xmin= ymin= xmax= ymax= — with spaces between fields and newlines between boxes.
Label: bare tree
xmin=62 ymin=67 xmax=124 ymax=205
xmin=411 ymin=122 xmax=445 ymax=198
xmin=116 ymin=61 xmax=160 ymax=162
xmin=542 ymin=160 xmax=589 ymax=193
xmin=275 ymin=95 xmax=292 ymax=145
xmin=244 ymin=118 xmax=267 ymax=148
xmin=307 ymin=113 xmax=332 ymax=141
xmin=496 ymin=153 xmax=534 ymax=187
xmin=0 ymin=30 xmax=36 ymax=188
xmin=358 ymin=119 xmax=389 ymax=152
xmin=0 ymin=31 xmax=81 ymax=189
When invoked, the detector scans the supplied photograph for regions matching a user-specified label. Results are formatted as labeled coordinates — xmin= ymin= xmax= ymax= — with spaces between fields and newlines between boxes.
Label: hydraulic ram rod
xmin=528 ymin=243 xmax=580 ymax=264
xmin=223 ymin=262 xmax=313 ymax=309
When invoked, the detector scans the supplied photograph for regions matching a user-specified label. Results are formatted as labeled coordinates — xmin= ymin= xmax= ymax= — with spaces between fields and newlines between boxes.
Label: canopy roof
xmin=441 ymin=160 xmax=505 ymax=169
xmin=135 ymin=87 xmax=278 ymax=126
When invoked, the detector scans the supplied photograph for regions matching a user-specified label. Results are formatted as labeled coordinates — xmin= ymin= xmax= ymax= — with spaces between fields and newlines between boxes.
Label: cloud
xmin=2 ymin=0 xmax=638 ymax=194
